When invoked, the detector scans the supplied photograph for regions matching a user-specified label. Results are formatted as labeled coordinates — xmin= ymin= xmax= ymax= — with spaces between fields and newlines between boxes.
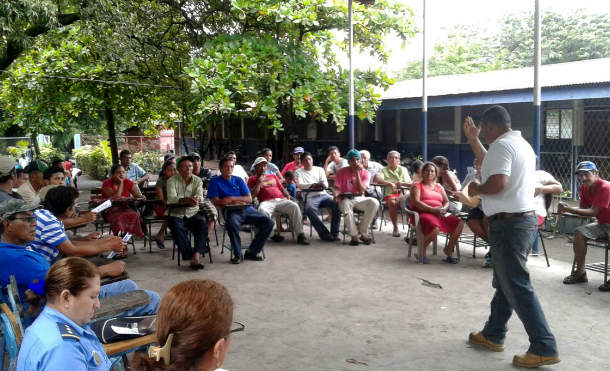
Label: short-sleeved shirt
xmin=166 ymin=174 xmax=204 ymax=218
xmin=124 ymin=163 xmax=146 ymax=182
xmin=250 ymin=162 xmax=281 ymax=177
xmin=247 ymin=174 xmax=285 ymax=202
xmin=0 ymin=241 xmax=50 ymax=302
xmin=208 ymin=175 xmax=251 ymax=199
xmin=281 ymin=161 xmax=303 ymax=176
xmin=327 ymin=158 xmax=348 ymax=175
xmin=17 ymin=306 xmax=111 ymax=371
xmin=480 ymin=130 xmax=536 ymax=216
xmin=533 ymin=170 xmax=557 ymax=218
xmin=17 ymin=181 xmax=40 ymax=205
xmin=0 ymin=188 xmax=22 ymax=202
xmin=295 ymin=166 xmax=328 ymax=198
xmin=101 ymin=178 xmax=134 ymax=198
xmin=579 ymin=178 xmax=610 ymax=224
xmin=379 ymin=165 xmax=412 ymax=196
xmin=27 ymin=209 xmax=68 ymax=264
xmin=155 ymin=176 xmax=168 ymax=200
xmin=334 ymin=167 xmax=370 ymax=194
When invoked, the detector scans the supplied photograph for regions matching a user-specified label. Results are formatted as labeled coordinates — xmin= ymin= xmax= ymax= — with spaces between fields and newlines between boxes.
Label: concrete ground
xmin=75 ymin=176 xmax=609 ymax=371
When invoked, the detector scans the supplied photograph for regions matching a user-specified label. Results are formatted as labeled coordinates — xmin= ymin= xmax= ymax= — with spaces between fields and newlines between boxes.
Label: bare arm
xmin=536 ymin=179 xmax=563 ymax=196
xmin=558 ymin=203 xmax=599 ymax=218
xmin=469 ymin=174 xmax=508 ymax=197
xmin=61 ymin=211 xmax=97 ymax=229
xmin=464 ymin=116 xmax=487 ymax=164
xmin=57 ymin=236 xmax=124 ymax=257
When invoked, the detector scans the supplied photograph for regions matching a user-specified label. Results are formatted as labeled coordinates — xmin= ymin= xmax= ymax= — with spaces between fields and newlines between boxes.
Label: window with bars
xmin=545 ymin=109 xmax=573 ymax=139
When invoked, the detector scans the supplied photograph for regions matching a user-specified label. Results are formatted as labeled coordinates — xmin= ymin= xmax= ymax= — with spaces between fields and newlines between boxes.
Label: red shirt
xmin=579 ymin=178 xmax=610 ymax=224
xmin=334 ymin=167 xmax=370 ymax=194
xmin=247 ymin=174 xmax=286 ymax=202
xmin=281 ymin=161 xmax=303 ymax=176
xmin=102 ymin=178 xmax=134 ymax=198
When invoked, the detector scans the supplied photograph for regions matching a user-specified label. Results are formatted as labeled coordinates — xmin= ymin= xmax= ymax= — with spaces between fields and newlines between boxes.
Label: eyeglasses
xmin=229 ymin=321 xmax=245 ymax=334
xmin=12 ymin=216 xmax=36 ymax=223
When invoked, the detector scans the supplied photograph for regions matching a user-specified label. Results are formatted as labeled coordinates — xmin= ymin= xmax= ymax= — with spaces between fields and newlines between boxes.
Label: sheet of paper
xmin=111 ymin=325 xmax=141 ymax=335
xmin=91 ymin=199 xmax=112 ymax=213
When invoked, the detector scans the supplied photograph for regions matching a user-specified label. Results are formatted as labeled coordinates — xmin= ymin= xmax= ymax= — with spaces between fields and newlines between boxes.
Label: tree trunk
xmin=104 ymin=105 xmax=119 ymax=165
xmin=31 ymin=133 xmax=40 ymax=158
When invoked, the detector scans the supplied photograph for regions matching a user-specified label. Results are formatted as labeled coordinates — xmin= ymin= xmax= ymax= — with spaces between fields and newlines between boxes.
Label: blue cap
xmin=345 ymin=149 xmax=361 ymax=161
xmin=575 ymin=161 xmax=597 ymax=174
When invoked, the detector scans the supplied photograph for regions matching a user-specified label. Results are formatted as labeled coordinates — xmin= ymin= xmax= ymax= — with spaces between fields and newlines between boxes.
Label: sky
xmin=348 ymin=0 xmax=610 ymax=74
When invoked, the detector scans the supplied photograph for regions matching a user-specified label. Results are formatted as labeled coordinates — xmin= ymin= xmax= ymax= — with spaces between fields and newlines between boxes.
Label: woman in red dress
xmin=409 ymin=162 xmax=463 ymax=263
xmin=101 ymin=164 xmax=145 ymax=237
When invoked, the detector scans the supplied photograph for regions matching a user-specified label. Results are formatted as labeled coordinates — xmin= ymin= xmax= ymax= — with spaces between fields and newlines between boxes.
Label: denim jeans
xmin=99 ymin=279 xmax=160 ymax=317
xmin=166 ymin=214 xmax=208 ymax=261
xmin=304 ymin=194 xmax=340 ymax=239
xmin=483 ymin=214 xmax=558 ymax=356
xmin=227 ymin=207 xmax=274 ymax=257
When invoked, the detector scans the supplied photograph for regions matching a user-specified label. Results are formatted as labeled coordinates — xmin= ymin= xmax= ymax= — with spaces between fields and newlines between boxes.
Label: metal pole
xmin=422 ymin=0 xmax=428 ymax=161
xmin=533 ymin=0 xmax=541 ymax=167
xmin=348 ymin=0 xmax=355 ymax=149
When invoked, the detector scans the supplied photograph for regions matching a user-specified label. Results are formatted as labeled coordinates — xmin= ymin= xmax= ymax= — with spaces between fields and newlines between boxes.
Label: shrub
xmin=38 ymin=143 xmax=65 ymax=164
xmin=74 ymin=144 xmax=112 ymax=180
xmin=133 ymin=151 xmax=163 ymax=174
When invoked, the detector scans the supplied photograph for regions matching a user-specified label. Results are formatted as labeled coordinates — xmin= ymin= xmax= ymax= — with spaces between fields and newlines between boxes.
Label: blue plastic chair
xmin=1 ymin=313 xmax=19 ymax=371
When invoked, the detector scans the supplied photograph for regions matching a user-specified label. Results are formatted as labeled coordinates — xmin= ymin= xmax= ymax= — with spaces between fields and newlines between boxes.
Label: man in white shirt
xmin=224 ymin=151 xmax=249 ymax=182
xmin=323 ymin=146 xmax=347 ymax=181
xmin=295 ymin=152 xmax=340 ymax=241
xmin=464 ymin=105 xmax=559 ymax=368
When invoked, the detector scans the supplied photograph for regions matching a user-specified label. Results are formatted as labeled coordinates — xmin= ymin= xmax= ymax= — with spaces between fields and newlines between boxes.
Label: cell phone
xmin=122 ymin=233 xmax=132 ymax=242
xmin=106 ymin=251 xmax=117 ymax=259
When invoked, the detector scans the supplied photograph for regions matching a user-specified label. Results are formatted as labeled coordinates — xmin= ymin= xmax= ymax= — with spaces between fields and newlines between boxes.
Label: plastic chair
xmin=0 ymin=313 xmax=18 ymax=371
xmin=404 ymin=206 xmax=437 ymax=263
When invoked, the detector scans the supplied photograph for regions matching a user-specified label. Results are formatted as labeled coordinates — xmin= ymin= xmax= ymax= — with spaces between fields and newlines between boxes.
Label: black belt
xmin=488 ymin=210 xmax=535 ymax=222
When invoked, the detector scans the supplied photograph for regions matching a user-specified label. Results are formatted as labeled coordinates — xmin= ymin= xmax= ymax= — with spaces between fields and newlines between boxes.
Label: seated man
xmin=559 ymin=161 xmax=610 ymax=291
xmin=374 ymin=150 xmax=412 ymax=237
xmin=295 ymin=151 xmax=340 ymax=241
xmin=166 ymin=156 xmax=208 ymax=270
xmin=119 ymin=149 xmax=150 ymax=187
xmin=0 ymin=198 xmax=159 ymax=316
xmin=531 ymin=169 xmax=562 ymax=256
xmin=224 ymin=151 xmax=249 ymax=182
xmin=324 ymin=146 xmax=347 ymax=181
xmin=27 ymin=186 xmax=125 ymax=264
xmin=248 ymin=157 xmax=309 ymax=245
xmin=0 ymin=157 xmax=22 ymax=201
xmin=38 ymin=166 xmax=66 ymax=202
xmin=281 ymin=147 xmax=304 ymax=176
xmin=208 ymin=158 xmax=274 ymax=264
xmin=190 ymin=152 xmax=219 ymax=238
xmin=17 ymin=161 xmax=45 ymax=205
xmin=334 ymin=149 xmax=379 ymax=245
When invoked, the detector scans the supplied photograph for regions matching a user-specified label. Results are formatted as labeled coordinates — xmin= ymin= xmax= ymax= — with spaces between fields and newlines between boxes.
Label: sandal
xmin=598 ymin=281 xmax=610 ymax=292
xmin=392 ymin=230 xmax=401 ymax=237
xmin=444 ymin=256 xmax=459 ymax=264
xmin=563 ymin=272 xmax=588 ymax=284
xmin=414 ymin=254 xmax=429 ymax=264
xmin=359 ymin=236 xmax=372 ymax=245
xmin=154 ymin=237 xmax=166 ymax=250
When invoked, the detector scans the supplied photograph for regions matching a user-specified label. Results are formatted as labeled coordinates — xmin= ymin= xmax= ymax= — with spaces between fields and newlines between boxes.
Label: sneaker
xmin=297 ymin=234 xmax=310 ymax=245
xmin=244 ymin=250 xmax=264 ymax=261
xmin=468 ymin=332 xmax=504 ymax=352
xmin=563 ymin=271 xmax=588 ymax=284
xmin=230 ymin=256 xmax=241 ymax=264
xmin=270 ymin=234 xmax=285 ymax=243
xmin=513 ymin=352 xmax=560 ymax=368
xmin=349 ymin=239 xmax=359 ymax=246
xmin=529 ymin=251 xmax=540 ymax=257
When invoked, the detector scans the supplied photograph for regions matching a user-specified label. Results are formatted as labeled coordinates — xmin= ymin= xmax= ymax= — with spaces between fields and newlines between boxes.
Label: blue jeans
xmin=483 ymin=214 xmax=557 ymax=356
xmin=166 ymin=214 xmax=208 ymax=261
xmin=227 ymin=207 xmax=274 ymax=257
xmin=304 ymin=194 xmax=340 ymax=239
xmin=531 ymin=234 xmax=540 ymax=253
xmin=99 ymin=279 xmax=160 ymax=317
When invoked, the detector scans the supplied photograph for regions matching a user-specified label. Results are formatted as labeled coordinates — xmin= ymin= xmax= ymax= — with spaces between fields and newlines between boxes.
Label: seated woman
xmin=410 ymin=160 xmax=423 ymax=183
xmin=409 ymin=162 xmax=463 ymax=263
xmin=153 ymin=160 xmax=177 ymax=249
xmin=132 ymin=279 xmax=236 ymax=371
xmin=17 ymin=257 xmax=112 ymax=371
xmin=100 ymin=164 xmax=145 ymax=238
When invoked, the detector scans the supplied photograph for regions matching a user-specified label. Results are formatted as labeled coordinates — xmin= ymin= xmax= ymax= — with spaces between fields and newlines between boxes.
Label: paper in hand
xmin=91 ymin=199 xmax=112 ymax=213
xmin=460 ymin=167 xmax=477 ymax=191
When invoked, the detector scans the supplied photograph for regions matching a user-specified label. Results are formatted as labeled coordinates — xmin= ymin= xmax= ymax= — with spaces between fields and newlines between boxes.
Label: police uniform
xmin=17 ymin=306 xmax=111 ymax=371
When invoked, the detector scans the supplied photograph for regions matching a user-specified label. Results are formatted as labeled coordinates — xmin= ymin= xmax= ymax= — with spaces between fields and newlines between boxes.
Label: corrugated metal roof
xmin=383 ymin=58 xmax=610 ymax=100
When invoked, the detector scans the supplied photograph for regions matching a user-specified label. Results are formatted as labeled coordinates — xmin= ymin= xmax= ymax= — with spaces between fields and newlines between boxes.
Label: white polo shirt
xmin=481 ymin=130 xmax=536 ymax=216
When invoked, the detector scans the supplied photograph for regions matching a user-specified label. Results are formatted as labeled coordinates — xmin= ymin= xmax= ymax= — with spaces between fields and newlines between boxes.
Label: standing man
xmin=464 ymin=105 xmax=559 ymax=368
xmin=334 ymin=149 xmax=379 ymax=245
xmin=166 ymin=156 xmax=208 ymax=270
xmin=119 ymin=149 xmax=150 ymax=187
xmin=558 ymin=161 xmax=610 ymax=291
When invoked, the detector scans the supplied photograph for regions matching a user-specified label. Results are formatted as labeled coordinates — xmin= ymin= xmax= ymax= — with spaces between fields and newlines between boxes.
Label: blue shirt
xmin=0 ymin=241 xmax=50 ymax=302
xmin=285 ymin=183 xmax=297 ymax=198
xmin=17 ymin=306 xmax=111 ymax=371
xmin=207 ymin=175 xmax=251 ymax=199
xmin=125 ymin=163 xmax=146 ymax=182
xmin=26 ymin=209 xmax=68 ymax=264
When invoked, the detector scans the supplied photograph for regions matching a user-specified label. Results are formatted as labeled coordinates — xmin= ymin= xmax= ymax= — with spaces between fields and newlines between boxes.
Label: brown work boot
xmin=468 ymin=331 xmax=504 ymax=352
xmin=513 ymin=352 xmax=560 ymax=368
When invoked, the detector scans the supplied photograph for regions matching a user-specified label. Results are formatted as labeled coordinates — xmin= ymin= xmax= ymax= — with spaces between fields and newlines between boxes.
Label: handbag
xmin=91 ymin=315 xmax=156 ymax=343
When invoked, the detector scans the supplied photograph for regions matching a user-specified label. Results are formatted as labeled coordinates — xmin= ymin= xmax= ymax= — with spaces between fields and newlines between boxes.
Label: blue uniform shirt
xmin=207 ymin=175 xmax=251 ymax=199
xmin=0 ymin=241 xmax=49 ymax=302
xmin=17 ymin=306 xmax=111 ymax=371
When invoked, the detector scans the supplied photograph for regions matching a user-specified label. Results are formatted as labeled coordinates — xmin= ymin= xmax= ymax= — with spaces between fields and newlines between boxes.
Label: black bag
xmin=91 ymin=315 xmax=156 ymax=343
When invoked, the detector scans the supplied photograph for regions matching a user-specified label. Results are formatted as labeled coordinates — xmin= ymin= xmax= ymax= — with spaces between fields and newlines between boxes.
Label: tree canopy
xmin=395 ymin=10 xmax=610 ymax=80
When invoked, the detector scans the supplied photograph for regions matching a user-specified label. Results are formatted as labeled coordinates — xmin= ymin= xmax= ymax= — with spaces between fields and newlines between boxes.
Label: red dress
xmin=101 ymin=178 xmax=144 ymax=237
xmin=411 ymin=182 xmax=460 ymax=235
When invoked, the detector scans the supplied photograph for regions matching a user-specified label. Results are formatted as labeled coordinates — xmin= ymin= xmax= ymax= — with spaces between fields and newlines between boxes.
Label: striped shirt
xmin=26 ymin=209 xmax=68 ymax=263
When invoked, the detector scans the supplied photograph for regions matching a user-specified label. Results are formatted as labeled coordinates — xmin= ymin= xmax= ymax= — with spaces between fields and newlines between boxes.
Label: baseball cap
xmin=163 ymin=153 xmax=176 ymax=163
xmin=345 ymin=149 xmax=361 ymax=161
xmin=0 ymin=198 xmax=39 ymax=221
xmin=293 ymin=147 xmax=304 ymax=154
xmin=188 ymin=152 xmax=201 ymax=160
xmin=252 ymin=157 xmax=268 ymax=168
xmin=575 ymin=161 xmax=597 ymax=174
xmin=0 ymin=156 xmax=16 ymax=175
